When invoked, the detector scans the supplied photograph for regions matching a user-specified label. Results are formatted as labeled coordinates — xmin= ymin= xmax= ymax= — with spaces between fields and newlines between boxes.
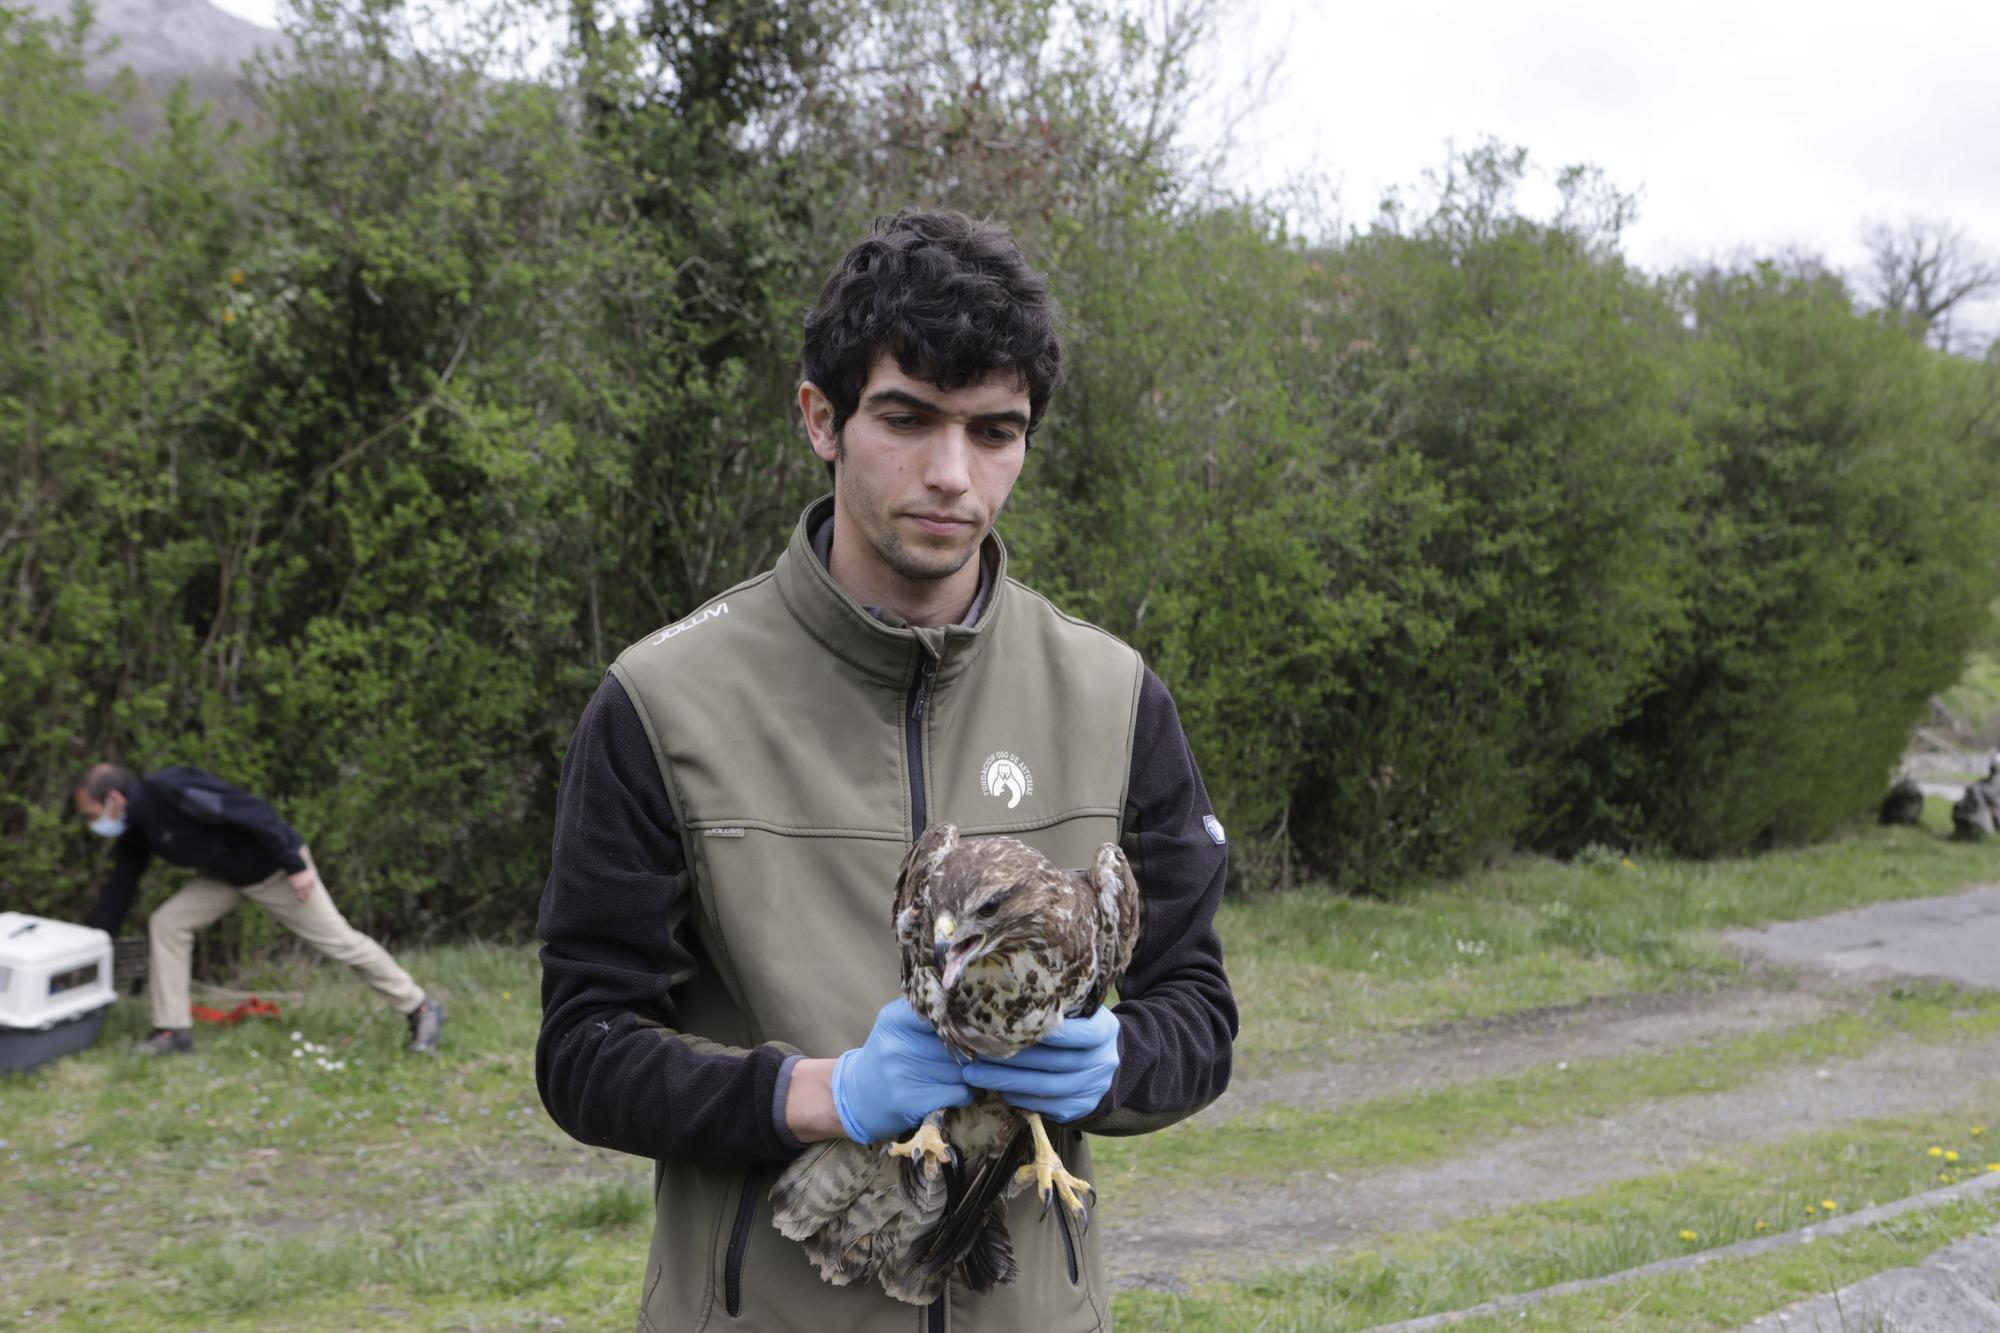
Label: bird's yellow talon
xmin=887 ymin=1114 xmax=954 ymax=1177
xmin=1011 ymin=1112 xmax=1093 ymax=1231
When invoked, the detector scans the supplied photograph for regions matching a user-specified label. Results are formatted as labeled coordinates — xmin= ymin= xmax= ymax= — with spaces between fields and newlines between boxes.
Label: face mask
xmin=89 ymin=798 xmax=126 ymax=838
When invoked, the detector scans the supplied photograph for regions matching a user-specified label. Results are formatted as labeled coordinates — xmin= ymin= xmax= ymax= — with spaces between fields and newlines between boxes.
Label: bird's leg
xmin=885 ymin=1108 xmax=956 ymax=1180
xmin=1011 ymin=1111 xmax=1095 ymax=1234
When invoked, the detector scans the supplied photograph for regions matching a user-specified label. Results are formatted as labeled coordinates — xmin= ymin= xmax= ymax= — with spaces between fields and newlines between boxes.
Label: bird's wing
xmin=1072 ymin=842 xmax=1141 ymax=1015
xmin=895 ymin=823 xmax=959 ymax=996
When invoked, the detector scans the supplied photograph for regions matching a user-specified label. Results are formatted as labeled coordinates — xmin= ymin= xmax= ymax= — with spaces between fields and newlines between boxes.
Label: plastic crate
xmin=0 ymin=914 xmax=116 ymax=1071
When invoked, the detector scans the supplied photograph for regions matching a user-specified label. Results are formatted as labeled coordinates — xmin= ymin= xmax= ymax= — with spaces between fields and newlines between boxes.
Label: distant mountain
xmin=19 ymin=0 xmax=281 ymax=117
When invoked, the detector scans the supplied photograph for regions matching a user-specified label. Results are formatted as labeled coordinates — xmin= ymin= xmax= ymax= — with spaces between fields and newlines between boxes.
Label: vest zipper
xmin=911 ymin=651 xmax=941 ymax=1330
xmin=906 ymin=651 xmax=938 ymax=839
xmin=724 ymin=1168 xmax=761 ymax=1317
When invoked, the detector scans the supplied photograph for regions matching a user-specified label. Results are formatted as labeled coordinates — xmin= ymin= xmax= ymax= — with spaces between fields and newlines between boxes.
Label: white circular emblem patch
xmin=980 ymin=752 xmax=1034 ymax=810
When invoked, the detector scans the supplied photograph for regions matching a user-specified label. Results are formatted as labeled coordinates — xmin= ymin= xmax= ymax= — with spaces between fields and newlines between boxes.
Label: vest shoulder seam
xmin=616 ymin=569 xmax=778 ymax=661
xmin=1004 ymin=577 xmax=1142 ymax=658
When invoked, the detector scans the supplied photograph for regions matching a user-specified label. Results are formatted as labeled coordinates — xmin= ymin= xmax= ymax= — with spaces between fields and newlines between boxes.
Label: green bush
xmin=1565 ymin=265 xmax=2000 ymax=854
xmin=2 ymin=2 xmax=1995 ymax=935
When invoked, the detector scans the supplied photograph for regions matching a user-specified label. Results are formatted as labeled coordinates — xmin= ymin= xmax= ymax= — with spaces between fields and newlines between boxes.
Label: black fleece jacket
xmin=87 ymin=767 xmax=308 ymax=933
xmin=536 ymin=667 xmax=1238 ymax=1165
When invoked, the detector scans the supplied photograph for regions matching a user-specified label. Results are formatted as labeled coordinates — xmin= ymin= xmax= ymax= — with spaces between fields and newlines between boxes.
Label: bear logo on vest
xmin=980 ymin=752 xmax=1034 ymax=810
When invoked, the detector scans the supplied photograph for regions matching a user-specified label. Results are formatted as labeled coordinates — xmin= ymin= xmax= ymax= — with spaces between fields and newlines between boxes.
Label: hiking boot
xmin=134 ymin=1027 xmax=193 ymax=1056
xmin=405 ymin=996 xmax=446 ymax=1055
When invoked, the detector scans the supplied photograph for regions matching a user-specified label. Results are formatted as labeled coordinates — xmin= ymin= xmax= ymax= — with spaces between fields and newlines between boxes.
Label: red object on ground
xmin=190 ymin=997 xmax=282 ymax=1025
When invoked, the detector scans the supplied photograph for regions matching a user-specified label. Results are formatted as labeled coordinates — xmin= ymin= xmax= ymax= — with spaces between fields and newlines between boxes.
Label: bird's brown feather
xmin=771 ymin=824 xmax=1140 ymax=1304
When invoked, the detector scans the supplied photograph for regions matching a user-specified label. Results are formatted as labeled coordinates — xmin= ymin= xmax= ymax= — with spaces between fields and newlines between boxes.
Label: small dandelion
xmin=1754 ymin=1220 xmax=1769 ymax=1231
xmin=1972 ymin=1127 xmax=1986 ymax=1137
xmin=501 ymin=990 xmax=512 ymax=1001
xmin=1621 ymin=858 xmax=1637 ymax=870
xmin=1820 ymin=1199 xmax=1837 ymax=1212
xmin=1678 ymin=1229 xmax=1698 ymax=1242
xmin=229 ymin=268 xmax=245 ymax=285
xmin=222 ymin=309 xmax=237 ymax=326
xmin=1939 ymin=1173 xmax=1955 ymax=1183
xmin=1985 ymin=1163 xmax=1999 ymax=1173
xmin=1945 ymin=1151 xmax=1960 ymax=1163
xmin=1929 ymin=1146 xmax=1945 ymax=1158
xmin=1805 ymin=1203 xmax=1819 ymax=1214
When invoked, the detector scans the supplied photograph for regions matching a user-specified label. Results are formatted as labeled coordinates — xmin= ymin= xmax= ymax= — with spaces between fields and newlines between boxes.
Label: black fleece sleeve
xmin=86 ymin=834 xmax=152 ymax=934
xmin=1084 ymin=665 xmax=1238 ymax=1136
xmin=535 ymin=675 xmax=803 ymax=1165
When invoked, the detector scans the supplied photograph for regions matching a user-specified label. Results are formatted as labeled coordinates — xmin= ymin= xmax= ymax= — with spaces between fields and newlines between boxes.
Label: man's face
xmin=804 ymin=354 xmax=1031 ymax=591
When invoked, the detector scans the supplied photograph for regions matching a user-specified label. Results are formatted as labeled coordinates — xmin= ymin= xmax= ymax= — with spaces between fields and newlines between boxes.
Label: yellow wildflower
xmin=1754 ymin=1220 xmax=1768 ymax=1231
xmin=1678 ymin=1229 xmax=1698 ymax=1242
xmin=1804 ymin=1203 xmax=1818 ymax=1214
xmin=1986 ymin=1163 xmax=2000 ymax=1173
xmin=1929 ymin=1146 xmax=1945 ymax=1158
xmin=1621 ymin=858 xmax=1636 ymax=869
xmin=1972 ymin=1126 xmax=1985 ymax=1137
xmin=1820 ymin=1199 xmax=1837 ymax=1211
xmin=1940 ymin=1173 xmax=1955 ymax=1183
xmin=222 ymin=309 xmax=237 ymax=326
xmin=1945 ymin=1151 xmax=1960 ymax=1163
xmin=229 ymin=267 xmax=245 ymax=285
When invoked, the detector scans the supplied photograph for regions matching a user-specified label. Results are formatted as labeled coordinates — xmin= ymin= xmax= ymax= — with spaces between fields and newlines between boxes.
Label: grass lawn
xmin=1220 ymin=805 xmax=1991 ymax=1074
xmin=3 ymin=809 xmax=1997 ymax=1329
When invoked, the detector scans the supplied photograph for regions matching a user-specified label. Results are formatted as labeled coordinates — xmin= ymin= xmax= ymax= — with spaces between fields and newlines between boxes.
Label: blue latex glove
xmin=831 ymin=998 xmax=974 ymax=1145
xmin=960 ymin=1008 xmax=1122 ymax=1122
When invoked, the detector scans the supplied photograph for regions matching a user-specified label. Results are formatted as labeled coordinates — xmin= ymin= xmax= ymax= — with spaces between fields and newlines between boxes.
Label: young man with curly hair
xmin=536 ymin=209 xmax=1236 ymax=1331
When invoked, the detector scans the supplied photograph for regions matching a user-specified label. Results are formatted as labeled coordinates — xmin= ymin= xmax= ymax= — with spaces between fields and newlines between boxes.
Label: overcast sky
xmin=212 ymin=0 xmax=2000 ymax=337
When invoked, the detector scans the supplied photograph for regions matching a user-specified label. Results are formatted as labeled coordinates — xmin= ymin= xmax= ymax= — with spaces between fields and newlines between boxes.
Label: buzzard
xmin=770 ymin=823 xmax=1140 ymax=1304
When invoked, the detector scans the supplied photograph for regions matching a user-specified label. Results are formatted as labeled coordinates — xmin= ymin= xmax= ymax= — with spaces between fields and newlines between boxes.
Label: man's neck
xmin=821 ymin=514 xmax=983 ymax=629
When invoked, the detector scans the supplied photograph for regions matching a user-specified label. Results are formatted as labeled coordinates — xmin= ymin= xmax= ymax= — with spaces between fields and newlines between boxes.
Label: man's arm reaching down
xmin=536 ymin=675 xmax=807 ymax=1164
xmin=86 ymin=834 xmax=151 ymax=935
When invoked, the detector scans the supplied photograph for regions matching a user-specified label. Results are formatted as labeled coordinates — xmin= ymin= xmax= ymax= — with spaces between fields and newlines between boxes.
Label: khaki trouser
xmin=146 ymin=846 xmax=426 ymax=1030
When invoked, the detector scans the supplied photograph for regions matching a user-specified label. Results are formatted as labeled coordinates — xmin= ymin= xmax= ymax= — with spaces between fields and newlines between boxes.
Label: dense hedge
xmin=2 ymin=2 xmax=1995 ymax=936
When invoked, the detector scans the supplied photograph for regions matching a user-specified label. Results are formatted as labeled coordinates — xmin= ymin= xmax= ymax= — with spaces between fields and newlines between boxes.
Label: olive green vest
xmin=613 ymin=498 xmax=1144 ymax=1333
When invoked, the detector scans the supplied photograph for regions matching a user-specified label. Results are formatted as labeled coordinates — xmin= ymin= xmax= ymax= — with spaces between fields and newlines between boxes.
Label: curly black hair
xmin=801 ymin=209 xmax=1063 ymax=441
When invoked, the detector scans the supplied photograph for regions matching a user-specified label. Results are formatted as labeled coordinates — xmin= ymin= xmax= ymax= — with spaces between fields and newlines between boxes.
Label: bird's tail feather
xmin=958 ymin=1197 xmax=1018 ymax=1292
xmin=909 ymin=1117 xmax=1033 ymax=1274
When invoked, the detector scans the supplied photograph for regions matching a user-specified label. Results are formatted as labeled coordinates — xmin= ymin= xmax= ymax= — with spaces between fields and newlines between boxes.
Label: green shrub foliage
xmin=2 ymin=2 xmax=1995 ymax=933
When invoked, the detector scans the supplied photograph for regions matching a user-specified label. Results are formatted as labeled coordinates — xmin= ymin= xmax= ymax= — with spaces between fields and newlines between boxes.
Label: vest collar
xmin=775 ymin=496 xmax=1008 ymax=685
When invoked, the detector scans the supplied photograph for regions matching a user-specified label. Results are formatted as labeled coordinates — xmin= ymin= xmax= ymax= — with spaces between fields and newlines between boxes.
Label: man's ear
xmin=799 ymin=382 xmax=839 ymax=464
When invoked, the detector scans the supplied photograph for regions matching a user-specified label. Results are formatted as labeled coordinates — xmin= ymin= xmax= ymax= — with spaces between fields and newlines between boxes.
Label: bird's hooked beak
xmin=933 ymin=912 xmax=986 ymax=991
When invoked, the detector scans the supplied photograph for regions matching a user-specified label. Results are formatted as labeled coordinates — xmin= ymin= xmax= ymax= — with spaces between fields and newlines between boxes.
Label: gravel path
xmin=1107 ymin=1009 xmax=2000 ymax=1288
xmin=1212 ymin=981 xmax=1852 ymax=1122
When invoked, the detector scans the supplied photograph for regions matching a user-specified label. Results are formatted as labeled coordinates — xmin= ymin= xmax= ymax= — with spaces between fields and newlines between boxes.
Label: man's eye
xmin=884 ymin=414 xmax=923 ymax=430
xmin=980 ymin=427 xmax=1019 ymax=445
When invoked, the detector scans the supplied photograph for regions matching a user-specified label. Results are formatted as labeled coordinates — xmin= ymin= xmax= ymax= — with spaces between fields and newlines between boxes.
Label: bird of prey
xmin=771 ymin=822 xmax=1140 ymax=1305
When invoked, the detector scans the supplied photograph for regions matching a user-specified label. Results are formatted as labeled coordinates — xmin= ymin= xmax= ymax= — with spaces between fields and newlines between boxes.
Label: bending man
xmin=74 ymin=762 xmax=445 ymax=1056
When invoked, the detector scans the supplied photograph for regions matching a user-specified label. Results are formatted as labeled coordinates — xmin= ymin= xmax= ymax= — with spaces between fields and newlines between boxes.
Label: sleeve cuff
xmin=771 ymin=1053 xmax=807 ymax=1154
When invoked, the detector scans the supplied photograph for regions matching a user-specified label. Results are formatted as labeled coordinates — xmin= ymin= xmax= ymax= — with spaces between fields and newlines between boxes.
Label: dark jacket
xmin=87 ymin=767 xmax=308 ymax=933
